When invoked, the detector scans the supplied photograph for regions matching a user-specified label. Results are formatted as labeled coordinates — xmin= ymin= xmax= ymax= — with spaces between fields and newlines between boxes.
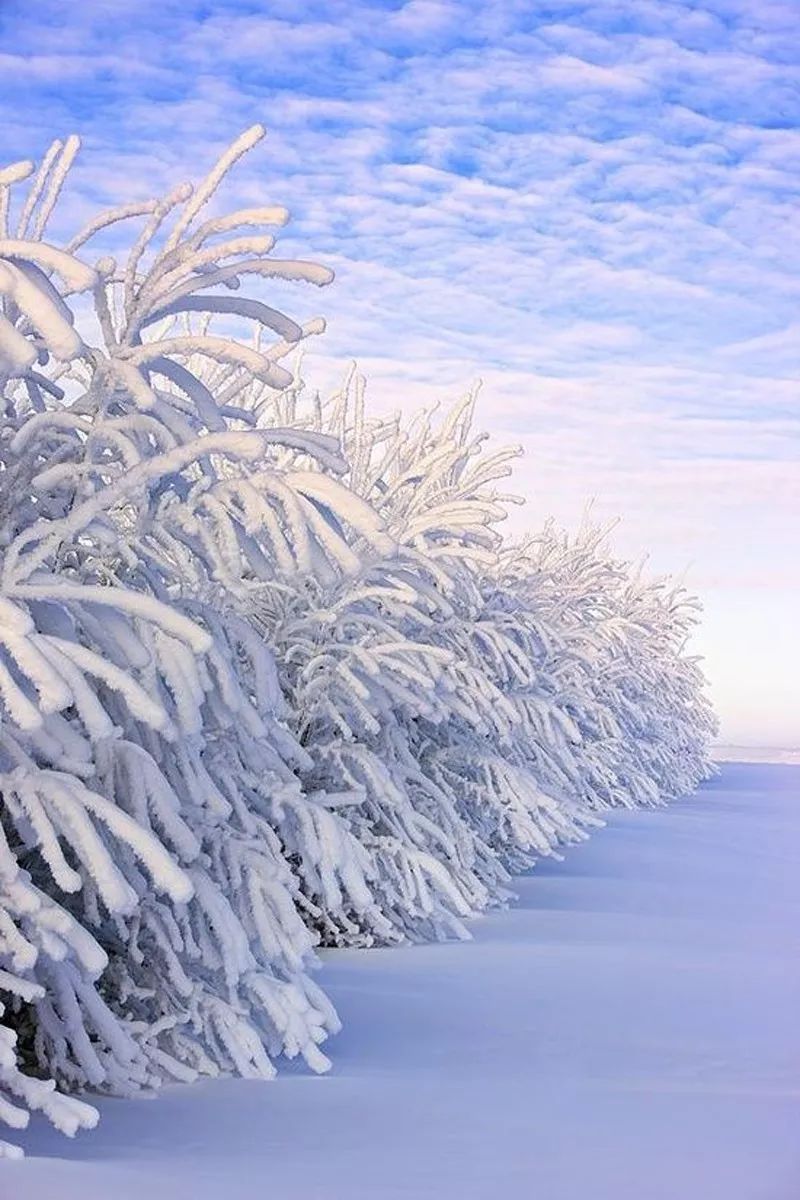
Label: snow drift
xmin=0 ymin=130 xmax=717 ymax=1156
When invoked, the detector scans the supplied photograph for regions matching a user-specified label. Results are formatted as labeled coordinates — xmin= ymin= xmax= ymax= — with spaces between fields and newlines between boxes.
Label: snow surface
xmin=7 ymin=762 xmax=799 ymax=1200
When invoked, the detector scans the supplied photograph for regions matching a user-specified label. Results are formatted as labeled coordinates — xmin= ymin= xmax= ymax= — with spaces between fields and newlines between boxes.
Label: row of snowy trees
xmin=0 ymin=129 xmax=716 ymax=1155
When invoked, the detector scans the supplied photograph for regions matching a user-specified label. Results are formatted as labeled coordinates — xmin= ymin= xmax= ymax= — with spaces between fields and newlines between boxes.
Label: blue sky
xmin=2 ymin=0 xmax=799 ymax=745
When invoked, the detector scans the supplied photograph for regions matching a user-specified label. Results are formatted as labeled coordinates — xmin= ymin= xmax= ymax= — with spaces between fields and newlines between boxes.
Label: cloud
xmin=1 ymin=0 xmax=799 ymax=744
xmin=719 ymin=322 xmax=800 ymax=364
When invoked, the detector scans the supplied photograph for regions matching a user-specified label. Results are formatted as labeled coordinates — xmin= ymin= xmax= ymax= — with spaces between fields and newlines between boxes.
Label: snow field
xmin=10 ymin=763 xmax=799 ymax=1199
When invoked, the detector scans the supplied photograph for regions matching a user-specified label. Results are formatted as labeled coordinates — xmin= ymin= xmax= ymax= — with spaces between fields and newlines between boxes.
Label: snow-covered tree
xmin=0 ymin=128 xmax=356 ymax=1150
xmin=0 ymin=132 xmax=716 ymax=1156
xmin=236 ymin=370 xmax=716 ymax=945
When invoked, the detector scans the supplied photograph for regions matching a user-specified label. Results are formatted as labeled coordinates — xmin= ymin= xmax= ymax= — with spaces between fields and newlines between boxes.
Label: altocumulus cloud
xmin=1 ymin=0 xmax=799 ymax=744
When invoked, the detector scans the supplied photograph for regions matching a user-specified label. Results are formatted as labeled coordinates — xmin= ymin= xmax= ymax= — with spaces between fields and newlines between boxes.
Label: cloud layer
xmin=2 ymin=0 xmax=799 ymax=744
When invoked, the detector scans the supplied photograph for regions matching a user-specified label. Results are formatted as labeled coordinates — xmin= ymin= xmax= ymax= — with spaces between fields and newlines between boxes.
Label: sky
xmin=1 ymin=0 xmax=798 ymax=747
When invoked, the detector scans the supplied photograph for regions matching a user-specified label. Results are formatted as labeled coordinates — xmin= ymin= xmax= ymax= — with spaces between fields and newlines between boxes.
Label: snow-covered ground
xmin=7 ymin=762 xmax=799 ymax=1200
